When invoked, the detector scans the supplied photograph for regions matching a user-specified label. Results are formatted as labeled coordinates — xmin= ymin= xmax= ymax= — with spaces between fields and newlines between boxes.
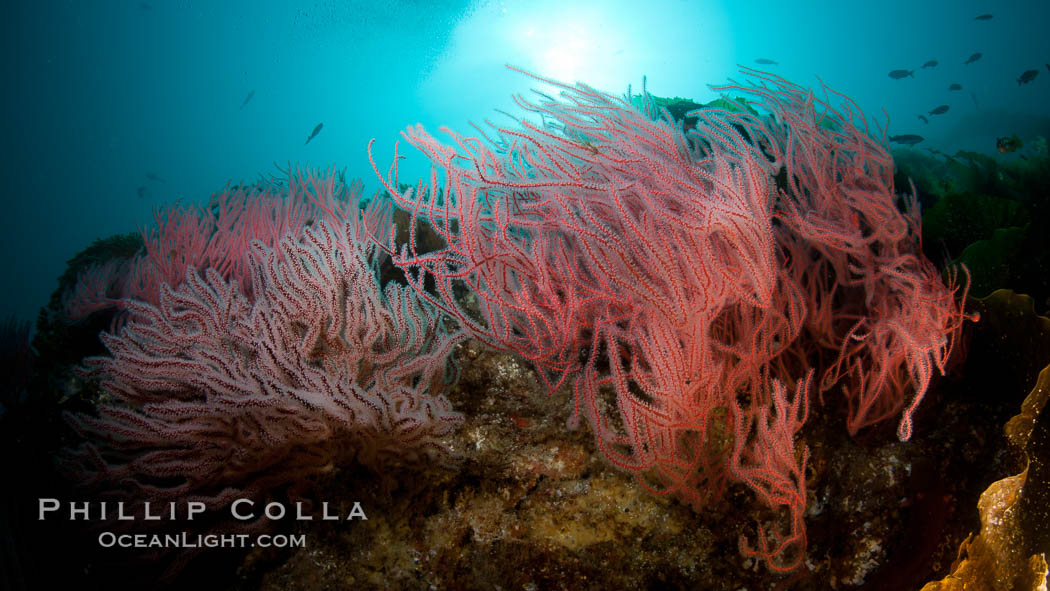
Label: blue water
xmin=3 ymin=0 xmax=1049 ymax=325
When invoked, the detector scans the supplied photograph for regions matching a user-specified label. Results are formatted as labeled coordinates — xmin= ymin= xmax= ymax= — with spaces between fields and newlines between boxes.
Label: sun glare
xmin=519 ymin=23 xmax=597 ymax=83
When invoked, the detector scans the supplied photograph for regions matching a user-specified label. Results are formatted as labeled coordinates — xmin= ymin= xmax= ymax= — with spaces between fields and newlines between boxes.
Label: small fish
xmin=964 ymin=53 xmax=982 ymax=65
xmin=996 ymin=134 xmax=1023 ymax=153
xmin=1018 ymin=69 xmax=1039 ymax=85
xmin=145 ymin=172 xmax=164 ymax=183
xmin=889 ymin=134 xmax=924 ymax=146
xmin=922 ymin=60 xmax=938 ymax=68
xmin=970 ymin=91 xmax=979 ymax=108
xmin=888 ymin=69 xmax=914 ymax=79
xmin=305 ymin=122 xmax=323 ymax=145
xmin=136 ymin=186 xmax=148 ymax=199
xmin=918 ymin=115 xmax=929 ymax=124
xmin=754 ymin=58 xmax=778 ymax=65
xmin=974 ymin=13 xmax=993 ymax=20
xmin=929 ymin=105 xmax=950 ymax=115
xmin=948 ymin=83 xmax=962 ymax=91
xmin=240 ymin=90 xmax=255 ymax=109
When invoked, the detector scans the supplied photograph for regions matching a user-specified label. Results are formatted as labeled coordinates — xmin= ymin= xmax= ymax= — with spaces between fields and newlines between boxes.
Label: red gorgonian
xmin=370 ymin=67 xmax=975 ymax=572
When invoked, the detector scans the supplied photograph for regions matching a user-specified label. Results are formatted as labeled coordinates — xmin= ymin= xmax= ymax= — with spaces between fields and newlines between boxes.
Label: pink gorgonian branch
xmin=62 ymin=214 xmax=463 ymax=520
xmin=369 ymin=66 xmax=976 ymax=572
xmin=61 ymin=166 xmax=383 ymax=319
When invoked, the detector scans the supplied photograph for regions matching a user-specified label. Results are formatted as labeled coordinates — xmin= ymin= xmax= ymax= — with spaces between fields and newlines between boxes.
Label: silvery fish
xmin=889 ymin=134 xmax=924 ymax=145
xmin=1017 ymin=70 xmax=1038 ymax=85
xmin=305 ymin=123 xmax=323 ymax=145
